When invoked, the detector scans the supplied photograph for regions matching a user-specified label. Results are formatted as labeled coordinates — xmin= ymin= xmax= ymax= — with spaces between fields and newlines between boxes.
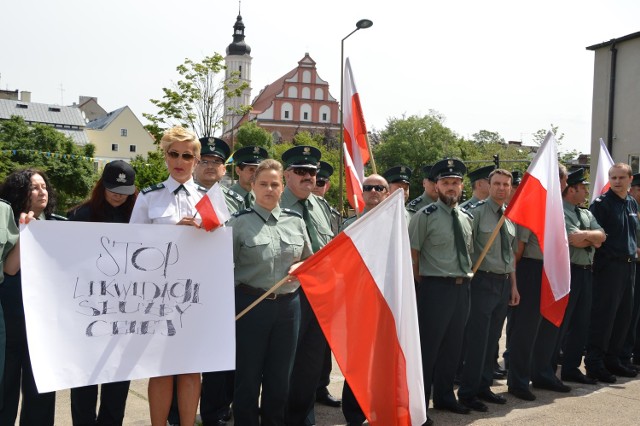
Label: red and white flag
xmin=590 ymin=138 xmax=614 ymax=204
xmin=505 ymin=131 xmax=570 ymax=326
xmin=343 ymin=58 xmax=369 ymax=213
xmin=291 ymin=190 xmax=426 ymax=426
xmin=195 ymin=182 xmax=231 ymax=231
xmin=344 ymin=142 xmax=364 ymax=213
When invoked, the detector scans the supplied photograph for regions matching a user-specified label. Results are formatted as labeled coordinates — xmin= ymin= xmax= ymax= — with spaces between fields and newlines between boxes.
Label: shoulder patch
xmin=467 ymin=199 xmax=486 ymax=210
xmin=330 ymin=206 xmax=340 ymax=216
xmin=460 ymin=208 xmax=474 ymax=219
xmin=423 ymin=204 xmax=438 ymax=215
xmin=407 ymin=195 xmax=424 ymax=211
xmin=141 ymin=183 xmax=165 ymax=194
xmin=282 ymin=208 xmax=303 ymax=218
xmin=196 ymin=185 xmax=207 ymax=192
xmin=225 ymin=188 xmax=244 ymax=202
xmin=232 ymin=208 xmax=253 ymax=218
xmin=48 ymin=213 xmax=68 ymax=221
xmin=594 ymin=196 xmax=603 ymax=203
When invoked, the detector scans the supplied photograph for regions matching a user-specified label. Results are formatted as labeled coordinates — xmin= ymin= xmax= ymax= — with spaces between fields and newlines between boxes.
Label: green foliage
xmin=234 ymin=121 xmax=273 ymax=152
xmin=532 ymin=124 xmax=564 ymax=146
xmin=143 ymin=53 xmax=250 ymax=138
xmin=471 ymin=130 xmax=505 ymax=145
xmin=130 ymin=149 xmax=169 ymax=190
xmin=0 ymin=116 xmax=96 ymax=213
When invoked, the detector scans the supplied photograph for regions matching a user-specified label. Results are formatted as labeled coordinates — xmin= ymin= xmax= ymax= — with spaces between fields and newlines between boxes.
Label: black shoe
xmin=433 ymin=401 xmax=471 ymax=414
xmin=586 ymin=368 xmax=616 ymax=383
xmin=508 ymin=387 xmax=536 ymax=401
xmin=477 ymin=389 xmax=507 ymax=404
xmin=423 ymin=415 xmax=434 ymax=426
xmin=562 ymin=370 xmax=598 ymax=385
xmin=316 ymin=391 xmax=342 ymax=407
xmin=621 ymin=362 xmax=640 ymax=373
xmin=493 ymin=369 xmax=507 ymax=380
xmin=605 ymin=363 xmax=637 ymax=378
xmin=532 ymin=379 xmax=571 ymax=393
xmin=459 ymin=396 xmax=488 ymax=412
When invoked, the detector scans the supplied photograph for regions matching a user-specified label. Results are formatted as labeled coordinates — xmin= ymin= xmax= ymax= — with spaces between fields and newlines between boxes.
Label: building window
xmin=284 ymin=111 xmax=290 ymax=119
xmin=121 ymin=129 xmax=128 ymax=137
xmin=630 ymin=154 xmax=639 ymax=173
xmin=129 ymin=145 xmax=136 ymax=153
xmin=322 ymin=113 xmax=327 ymax=121
xmin=112 ymin=144 xmax=119 ymax=151
xmin=303 ymin=112 xmax=309 ymax=120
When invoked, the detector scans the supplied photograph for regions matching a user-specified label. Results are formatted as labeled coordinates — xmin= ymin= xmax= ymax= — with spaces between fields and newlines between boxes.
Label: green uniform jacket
xmin=279 ymin=188 xmax=334 ymax=251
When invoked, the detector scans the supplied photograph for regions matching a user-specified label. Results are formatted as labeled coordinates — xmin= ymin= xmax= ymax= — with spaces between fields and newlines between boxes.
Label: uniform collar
xmin=253 ymin=203 xmax=282 ymax=221
xmin=436 ymin=198 xmax=453 ymax=213
xmin=487 ymin=197 xmax=504 ymax=213
xmin=164 ymin=176 xmax=198 ymax=194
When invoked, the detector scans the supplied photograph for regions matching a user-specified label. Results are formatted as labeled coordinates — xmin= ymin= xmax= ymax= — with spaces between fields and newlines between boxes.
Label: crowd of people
xmin=0 ymin=124 xmax=638 ymax=426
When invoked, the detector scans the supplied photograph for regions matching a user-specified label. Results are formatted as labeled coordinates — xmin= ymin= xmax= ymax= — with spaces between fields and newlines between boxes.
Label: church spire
xmin=226 ymin=2 xmax=251 ymax=56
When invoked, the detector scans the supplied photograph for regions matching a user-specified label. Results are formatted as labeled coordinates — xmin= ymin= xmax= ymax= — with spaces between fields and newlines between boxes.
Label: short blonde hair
xmin=160 ymin=126 xmax=201 ymax=157
xmin=254 ymin=159 xmax=283 ymax=180
xmin=610 ymin=162 xmax=632 ymax=177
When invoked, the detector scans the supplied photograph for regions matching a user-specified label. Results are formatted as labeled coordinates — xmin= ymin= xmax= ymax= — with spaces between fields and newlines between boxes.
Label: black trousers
xmin=417 ymin=276 xmax=469 ymax=408
xmin=285 ymin=291 xmax=327 ymax=426
xmin=200 ymin=370 xmax=234 ymax=425
xmin=621 ymin=263 xmax=640 ymax=362
xmin=585 ymin=257 xmax=635 ymax=371
xmin=458 ymin=271 xmax=510 ymax=399
xmin=70 ymin=381 xmax=130 ymax=426
xmin=341 ymin=380 xmax=365 ymax=424
xmin=234 ymin=288 xmax=300 ymax=426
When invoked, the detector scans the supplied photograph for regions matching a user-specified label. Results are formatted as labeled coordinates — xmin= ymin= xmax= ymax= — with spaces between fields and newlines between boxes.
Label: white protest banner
xmin=20 ymin=221 xmax=235 ymax=393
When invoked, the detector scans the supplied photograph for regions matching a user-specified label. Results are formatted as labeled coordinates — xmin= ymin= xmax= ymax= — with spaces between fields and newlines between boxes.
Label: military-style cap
xmin=383 ymin=165 xmax=412 ymax=184
xmin=103 ymin=160 xmax=136 ymax=195
xmin=199 ymin=136 xmax=231 ymax=161
xmin=567 ymin=168 xmax=589 ymax=186
xmin=282 ymin=145 xmax=321 ymax=169
xmin=431 ymin=158 xmax=466 ymax=180
xmin=234 ymin=145 xmax=269 ymax=166
xmin=422 ymin=165 xmax=436 ymax=182
xmin=316 ymin=161 xmax=334 ymax=181
xmin=467 ymin=165 xmax=494 ymax=183
xmin=632 ymin=173 xmax=640 ymax=187
xmin=511 ymin=171 xmax=522 ymax=186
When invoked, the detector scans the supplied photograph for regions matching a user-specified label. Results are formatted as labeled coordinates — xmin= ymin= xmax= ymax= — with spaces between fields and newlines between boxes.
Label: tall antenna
xmin=59 ymin=83 xmax=65 ymax=105
xmin=238 ymin=0 xmax=241 ymax=14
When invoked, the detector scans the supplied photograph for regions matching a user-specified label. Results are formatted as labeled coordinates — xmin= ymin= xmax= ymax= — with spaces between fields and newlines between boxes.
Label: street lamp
xmin=339 ymin=19 xmax=373 ymax=214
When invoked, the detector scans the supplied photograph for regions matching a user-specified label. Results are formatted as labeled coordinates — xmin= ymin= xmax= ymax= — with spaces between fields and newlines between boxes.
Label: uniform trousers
xmin=417 ymin=276 xmax=470 ymax=407
xmin=621 ymin=263 xmax=640 ymax=364
xmin=585 ymin=256 xmax=635 ymax=371
xmin=234 ymin=288 xmax=300 ymax=426
xmin=285 ymin=292 xmax=327 ymax=426
xmin=458 ymin=271 xmax=510 ymax=399
xmin=555 ymin=265 xmax=592 ymax=374
xmin=200 ymin=370 xmax=234 ymax=425
xmin=341 ymin=381 xmax=365 ymax=424
xmin=70 ymin=381 xmax=130 ymax=426
xmin=507 ymin=258 xmax=560 ymax=390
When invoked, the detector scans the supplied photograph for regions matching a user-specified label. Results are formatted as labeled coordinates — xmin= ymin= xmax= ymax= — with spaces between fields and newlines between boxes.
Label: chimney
xmin=20 ymin=91 xmax=31 ymax=103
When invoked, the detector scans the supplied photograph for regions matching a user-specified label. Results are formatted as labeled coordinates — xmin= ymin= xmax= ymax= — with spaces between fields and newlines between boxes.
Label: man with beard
xmin=409 ymin=158 xmax=473 ymax=425
xmin=407 ymin=165 xmax=437 ymax=220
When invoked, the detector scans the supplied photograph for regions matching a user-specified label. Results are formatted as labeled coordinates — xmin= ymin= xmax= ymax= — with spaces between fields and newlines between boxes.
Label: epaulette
xmin=141 ymin=183 xmax=165 ymax=194
xmin=224 ymin=188 xmax=244 ymax=203
xmin=460 ymin=208 xmax=474 ymax=219
xmin=594 ymin=195 xmax=604 ymax=203
xmin=48 ymin=213 xmax=68 ymax=221
xmin=196 ymin=184 xmax=207 ymax=193
xmin=330 ymin=206 xmax=340 ymax=216
xmin=407 ymin=195 xmax=424 ymax=211
xmin=232 ymin=208 xmax=253 ymax=217
xmin=423 ymin=204 xmax=438 ymax=215
xmin=314 ymin=195 xmax=332 ymax=211
xmin=467 ymin=199 xmax=486 ymax=210
xmin=282 ymin=208 xmax=303 ymax=218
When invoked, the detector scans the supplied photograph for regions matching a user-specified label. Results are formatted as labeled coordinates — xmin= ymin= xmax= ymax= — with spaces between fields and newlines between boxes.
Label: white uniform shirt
xmin=130 ymin=176 xmax=206 ymax=224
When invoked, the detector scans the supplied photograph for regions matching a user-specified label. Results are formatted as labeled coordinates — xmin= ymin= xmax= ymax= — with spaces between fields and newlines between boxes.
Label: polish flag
xmin=344 ymin=142 xmax=365 ymax=213
xmin=505 ymin=131 xmax=570 ymax=326
xmin=343 ymin=58 xmax=369 ymax=212
xmin=291 ymin=190 xmax=426 ymax=426
xmin=590 ymin=138 xmax=614 ymax=204
xmin=195 ymin=182 xmax=231 ymax=231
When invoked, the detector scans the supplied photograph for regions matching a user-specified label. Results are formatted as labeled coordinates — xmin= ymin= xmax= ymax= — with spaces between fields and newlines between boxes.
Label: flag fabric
xmin=505 ymin=131 xmax=571 ymax=326
xmin=344 ymin=142 xmax=365 ymax=213
xmin=343 ymin=58 xmax=369 ymax=212
xmin=195 ymin=182 xmax=231 ymax=231
xmin=590 ymin=138 xmax=614 ymax=204
xmin=291 ymin=190 xmax=426 ymax=426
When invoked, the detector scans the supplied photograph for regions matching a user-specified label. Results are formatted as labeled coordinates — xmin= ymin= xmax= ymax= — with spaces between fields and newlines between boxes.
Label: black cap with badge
xmin=383 ymin=165 xmax=412 ymax=184
xmin=467 ymin=165 xmax=494 ymax=184
xmin=103 ymin=160 xmax=136 ymax=195
xmin=431 ymin=158 xmax=466 ymax=180
xmin=316 ymin=161 xmax=334 ymax=181
xmin=566 ymin=168 xmax=589 ymax=186
xmin=422 ymin=165 xmax=436 ymax=182
xmin=282 ymin=145 xmax=321 ymax=169
xmin=199 ymin=136 xmax=231 ymax=161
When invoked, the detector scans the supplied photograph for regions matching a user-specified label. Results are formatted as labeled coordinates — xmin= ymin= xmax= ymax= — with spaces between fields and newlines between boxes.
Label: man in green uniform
xmin=407 ymin=165 xmax=437 ymax=219
xmin=280 ymin=146 xmax=335 ymax=426
xmin=312 ymin=161 xmax=342 ymax=238
xmin=409 ymin=158 xmax=473 ymax=424
xmin=383 ymin=165 xmax=412 ymax=203
xmin=229 ymin=145 xmax=269 ymax=208
xmin=458 ymin=169 xmax=519 ymax=412
xmin=460 ymin=165 xmax=494 ymax=209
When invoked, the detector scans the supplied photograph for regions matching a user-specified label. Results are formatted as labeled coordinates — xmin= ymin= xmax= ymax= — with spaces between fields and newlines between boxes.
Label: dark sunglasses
xmin=292 ymin=168 xmax=318 ymax=177
xmin=316 ymin=180 xmax=327 ymax=187
xmin=167 ymin=151 xmax=196 ymax=161
xmin=363 ymin=184 xmax=387 ymax=192
xmin=199 ymin=158 xmax=224 ymax=166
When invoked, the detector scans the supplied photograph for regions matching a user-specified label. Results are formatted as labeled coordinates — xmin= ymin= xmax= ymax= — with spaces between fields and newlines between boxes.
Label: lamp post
xmin=339 ymin=18 xmax=373 ymax=215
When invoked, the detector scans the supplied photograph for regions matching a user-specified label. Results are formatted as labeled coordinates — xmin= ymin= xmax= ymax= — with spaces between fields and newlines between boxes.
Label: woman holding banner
xmin=129 ymin=126 xmax=205 ymax=426
xmin=0 ymin=168 xmax=65 ymax=425
xmin=228 ymin=158 xmax=312 ymax=425
xmin=67 ymin=160 xmax=138 ymax=426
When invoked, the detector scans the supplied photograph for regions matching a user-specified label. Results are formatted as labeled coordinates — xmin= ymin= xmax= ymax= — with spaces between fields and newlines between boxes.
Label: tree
xmin=130 ymin=149 xmax=169 ymax=190
xmin=234 ymin=121 xmax=273 ymax=151
xmin=532 ymin=124 xmax=564 ymax=146
xmin=0 ymin=116 xmax=96 ymax=212
xmin=143 ymin=53 xmax=250 ymax=138
xmin=471 ymin=130 xmax=505 ymax=145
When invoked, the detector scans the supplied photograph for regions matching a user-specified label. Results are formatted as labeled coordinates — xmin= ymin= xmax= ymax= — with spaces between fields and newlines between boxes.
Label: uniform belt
xmin=236 ymin=283 xmax=298 ymax=300
xmin=423 ymin=276 xmax=470 ymax=285
xmin=570 ymin=263 xmax=592 ymax=271
xmin=476 ymin=270 xmax=510 ymax=280
xmin=521 ymin=257 xmax=543 ymax=264
xmin=601 ymin=255 xmax=636 ymax=263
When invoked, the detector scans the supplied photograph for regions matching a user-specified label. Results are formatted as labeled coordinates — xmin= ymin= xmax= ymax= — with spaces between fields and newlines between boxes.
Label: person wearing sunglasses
xmin=229 ymin=145 xmax=270 ymax=208
xmin=407 ymin=165 xmax=437 ymax=220
xmin=279 ymin=146 xmax=335 ymax=426
xmin=129 ymin=126 xmax=206 ymax=426
xmin=382 ymin=165 xmax=412 ymax=203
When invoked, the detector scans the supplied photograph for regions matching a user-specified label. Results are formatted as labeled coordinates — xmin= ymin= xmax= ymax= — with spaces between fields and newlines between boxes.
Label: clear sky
xmin=2 ymin=0 xmax=639 ymax=154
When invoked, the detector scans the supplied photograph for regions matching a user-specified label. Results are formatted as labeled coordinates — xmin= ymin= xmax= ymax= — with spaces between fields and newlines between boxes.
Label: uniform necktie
xmin=300 ymin=199 xmax=321 ymax=252
xmin=451 ymin=208 xmax=471 ymax=271
xmin=244 ymin=192 xmax=252 ymax=208
xmin=498 ymin=207 xmax=511 ymax=263
xmin=575 ymin=206 xmax=593 ymax=253
xmin=173 ymin=184 xmax=190 ymax=196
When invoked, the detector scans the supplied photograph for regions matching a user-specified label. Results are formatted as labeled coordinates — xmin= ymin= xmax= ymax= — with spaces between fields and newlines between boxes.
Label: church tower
xmin=223 ymin=5 xmax=252 ymax=134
